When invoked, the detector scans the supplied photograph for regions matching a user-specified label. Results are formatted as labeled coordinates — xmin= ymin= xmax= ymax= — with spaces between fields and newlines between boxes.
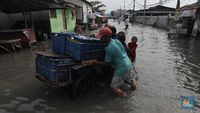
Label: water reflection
xmin=167 ymin=36 xmax=200 ymax=108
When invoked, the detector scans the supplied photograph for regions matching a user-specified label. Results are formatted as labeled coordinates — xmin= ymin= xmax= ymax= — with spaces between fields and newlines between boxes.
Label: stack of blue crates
xmin=67 ymin=35 xmax=105 ymax=61
xmin=36 ymin=54 xmax=73 ymax=81
xmin=51 ymin=33 xmax=77 ymax=55
xmin=51 ymin=33 xmax=105 ymax=61
xmin=38 ymin=33 xmax=105 ymax=81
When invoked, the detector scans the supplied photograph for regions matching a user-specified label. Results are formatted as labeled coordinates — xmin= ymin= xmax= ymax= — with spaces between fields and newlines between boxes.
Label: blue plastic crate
xmin=64 ymin=33 xmax=103 ymax=56
xmin=63 ymin=33 xmax=77 ymax=55
xmin=37 ymin=64 xmax=68 ymax=81
xmin=36 ymin=55 xmax=73 ymax=81
xmin=73 ymin=35 xmax=101 ymax=43
xmin=67 ymin=39 xmax=104 ymax=61
xmin=51 ymin=33 xmax=66 ymax=54
xmin=69 ymin=50 xmax=105 ymax=61
xmin=36 ymin=55 xmax=73 ymax=70
xmin=68 ymin=38 xmax=104 ymax=52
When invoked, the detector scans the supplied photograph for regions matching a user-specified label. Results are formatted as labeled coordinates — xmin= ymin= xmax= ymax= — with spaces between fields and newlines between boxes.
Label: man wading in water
xmin=89 ymin=27 xmax=137 ymax=96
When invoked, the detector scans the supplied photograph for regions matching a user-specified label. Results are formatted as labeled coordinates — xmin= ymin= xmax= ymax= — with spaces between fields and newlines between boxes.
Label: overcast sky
xmin=88 ymin=0 xmax=197 ymax=13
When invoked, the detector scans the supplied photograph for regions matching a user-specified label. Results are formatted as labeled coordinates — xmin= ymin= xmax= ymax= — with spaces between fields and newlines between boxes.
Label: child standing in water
xmin=128 ymin=36 xmax=138 ymax=62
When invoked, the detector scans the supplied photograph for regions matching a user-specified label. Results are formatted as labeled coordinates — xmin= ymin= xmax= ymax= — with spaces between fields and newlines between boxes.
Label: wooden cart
xmin=35 ymin=52 xmax=102 ymax=99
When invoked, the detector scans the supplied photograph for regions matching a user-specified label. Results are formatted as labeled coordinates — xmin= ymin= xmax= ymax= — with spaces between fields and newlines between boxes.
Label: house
xmin=179 ymin=2 xmax=200 ymax=37
xmin=75 ymin=0 xmax=92 ymax=26
xmin=135 ymin=5 xmax=176 ymax=16
xmin=133 ymin=5 xmax=176 ymax=29
xmin=0 ymin=0 xmax=79 ymax=48
xmin=113 ymin=9 xmax=129 ymax=18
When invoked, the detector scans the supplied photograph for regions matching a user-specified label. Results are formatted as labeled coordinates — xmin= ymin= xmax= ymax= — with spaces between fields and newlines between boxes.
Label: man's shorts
xmin=110 ymin=69 xmax=137 ymax=88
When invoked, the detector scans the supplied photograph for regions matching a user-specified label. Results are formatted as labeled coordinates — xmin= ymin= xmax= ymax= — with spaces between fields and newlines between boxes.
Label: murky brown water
xmin=0 ymin=20 xmax=199 ymax=113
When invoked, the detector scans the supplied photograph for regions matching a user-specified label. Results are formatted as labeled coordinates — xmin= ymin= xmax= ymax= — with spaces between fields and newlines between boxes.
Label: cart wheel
xmin=71 ymin=76 xmax=94 ymax=99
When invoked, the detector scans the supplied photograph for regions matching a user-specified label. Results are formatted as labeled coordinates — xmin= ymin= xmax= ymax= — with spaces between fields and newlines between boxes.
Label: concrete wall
xmin=0 ymin=12 xmax=10 ymax=29
xmin=49 ymin=9 xmax=64 ymax=33
xmin=76 ymin=7 xmax=83 ymax=20
xmin=135 ymin=16 xmax=169 ymax=29
xmin=0 ymin=10 xmax=49 ymax=29
xmin=66 ymin=8 xmax=76 ymax=32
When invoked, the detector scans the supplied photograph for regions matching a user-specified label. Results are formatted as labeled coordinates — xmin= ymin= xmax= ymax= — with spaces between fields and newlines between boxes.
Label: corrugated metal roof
xmin=0 ymin=0 xmax=69 ymax=13
xmin=181 ymin=9 xmax=196 ymax=17
xmin=136 ymin=5 xmax=175 ymax=12
xmin=81 ymin=0 xmax=92 ymax=6
xmin=180 ymin=2 xmax=198 ymax=10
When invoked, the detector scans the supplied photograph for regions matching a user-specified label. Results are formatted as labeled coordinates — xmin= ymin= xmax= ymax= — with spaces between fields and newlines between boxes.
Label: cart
xmin=35 ymin=51 xmax=103 ymax=99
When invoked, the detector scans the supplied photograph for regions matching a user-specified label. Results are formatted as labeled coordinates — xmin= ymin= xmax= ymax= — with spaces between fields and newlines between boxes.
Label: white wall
xmin=8 ymin=10 xmax=49 ymax=22
xmin=83 ymin=3 xmax=92 ymax=24
xmin=135 ymin=16 xmax=169 ymax=29
xmin=76 ymin=7 xmax=83 ymax=20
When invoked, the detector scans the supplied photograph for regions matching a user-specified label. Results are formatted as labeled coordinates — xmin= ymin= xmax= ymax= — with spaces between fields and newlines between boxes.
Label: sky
xmin=88 ymin=0 xmax=197 ymax=13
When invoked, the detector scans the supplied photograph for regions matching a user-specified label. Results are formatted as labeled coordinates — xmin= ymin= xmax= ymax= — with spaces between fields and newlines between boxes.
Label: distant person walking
xmin=125 ymin=18 xmax=129 ymax=30
xmin=118 ymin=16 xmax=122 ymax=24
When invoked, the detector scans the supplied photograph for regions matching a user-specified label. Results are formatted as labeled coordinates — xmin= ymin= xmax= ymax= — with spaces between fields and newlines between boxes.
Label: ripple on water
xmin=0 ymin=96 xmax=56 ymax=113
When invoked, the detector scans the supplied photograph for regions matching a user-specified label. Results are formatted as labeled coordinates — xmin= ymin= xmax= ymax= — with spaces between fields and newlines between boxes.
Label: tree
xmin=89 ymin=1 xmax=106 ymax=14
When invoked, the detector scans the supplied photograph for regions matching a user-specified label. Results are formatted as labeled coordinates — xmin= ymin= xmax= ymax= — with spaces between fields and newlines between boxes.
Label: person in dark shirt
xmin=117 ymin=31 xmax=131 ymax=58
xmin=109 ymin=26 xmax=117 ymax=38
xmin=74 ymin=25 xmax=84 ymax=34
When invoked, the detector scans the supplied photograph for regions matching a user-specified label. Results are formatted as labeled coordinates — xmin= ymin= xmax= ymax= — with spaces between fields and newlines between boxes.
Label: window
xmin=50 ymin=10 xmax=57 ymax=18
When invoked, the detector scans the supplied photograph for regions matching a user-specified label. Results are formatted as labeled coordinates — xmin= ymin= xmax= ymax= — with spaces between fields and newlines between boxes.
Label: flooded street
xmin=0 ymin=20 xmax=200 ymax=113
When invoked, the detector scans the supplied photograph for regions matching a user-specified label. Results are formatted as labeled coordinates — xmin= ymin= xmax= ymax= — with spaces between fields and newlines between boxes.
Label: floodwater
xmin=0 ymin=20 xmax=200 ymax=113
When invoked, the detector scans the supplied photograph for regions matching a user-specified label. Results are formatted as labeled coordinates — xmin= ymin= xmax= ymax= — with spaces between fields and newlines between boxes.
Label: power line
xmin=135 ymin=0 xmax=173 ymax=8
xmin=134 ymin=0 xmax=191 ymax=10
xmin=135 ymin=1 xmax=144 ymax=9
xmin=127 ymin=0 xmax=134 ymax=7
xmin=146 ymin=0 xmax=172 ymax=7
xmin=135 ymin=0 xmax=143 ymax=7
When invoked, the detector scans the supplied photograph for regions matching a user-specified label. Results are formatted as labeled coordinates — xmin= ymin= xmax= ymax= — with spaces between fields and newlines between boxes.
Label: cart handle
xmin=57 ymin=63 xmax=87 ymax=67
xmin=57 ymin=60 xmax=97 ymax=67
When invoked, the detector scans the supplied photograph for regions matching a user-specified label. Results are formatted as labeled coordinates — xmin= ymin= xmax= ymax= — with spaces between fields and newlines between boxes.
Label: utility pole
xmin=123 ymin=0 xmax=125 ymax=20
xmin=144 ymin=0 xmax=147 ymax=24
xmin=133 ymin=0 xmax=135 ymax=12
xmin=176 ymin=0 xmax=180 ymax=9
xmin=159 ymin=0 xmax=163 ymax=6
xmin=124 ymin=0 xmax=125 ymax=10
xmin=132 ymin=0 xmax=135 ymax=19
xmin=175 ymin=0 xmax=180 ymax=21
xmin=120 ymin=6 xmax=121 ymax=16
